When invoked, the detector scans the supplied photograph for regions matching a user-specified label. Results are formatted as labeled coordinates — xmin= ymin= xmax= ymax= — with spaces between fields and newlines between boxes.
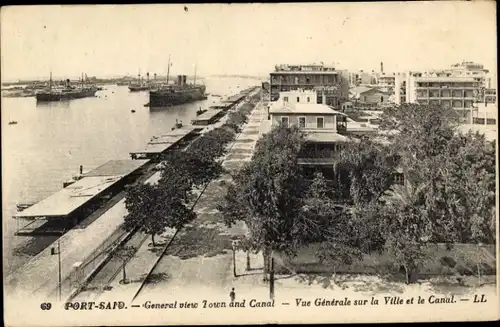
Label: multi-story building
xmin=349 ymin=70 xmax=377 ymax=86
xmin=270 ymin=63 xmax=349 ymax=108
xmin=484 ymin=88 xmax=497 ymax=104
xmin=265 ymin=90 xmax=384 ymax=197
xmin=377 ymin=73 xmax=396 ymax=87
xmin=396 ymin=71 xmax=483 ymax=121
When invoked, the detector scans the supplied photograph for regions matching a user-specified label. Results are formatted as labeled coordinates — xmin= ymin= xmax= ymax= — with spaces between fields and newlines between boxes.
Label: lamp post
xmin=232 ymin=240 xmax=238 ymax=277
xmin=51 ymin=239 xmax=62 ymax=301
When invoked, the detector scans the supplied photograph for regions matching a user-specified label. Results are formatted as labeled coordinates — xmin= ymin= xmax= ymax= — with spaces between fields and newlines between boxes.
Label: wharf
xmin=129 ymin=127 xmax=200 ymax=160
xmin=191 ymin=109 xmax=225 ymax=126
xmin=5 ymin=171 xmax=162 ymax=300
xmin=13 ymin=159 xmax=149 ymax=236
xmin=222 ymin=93 xmax=246 ymax=104
xmin=209 ymin=103 xmax=233 ymax=110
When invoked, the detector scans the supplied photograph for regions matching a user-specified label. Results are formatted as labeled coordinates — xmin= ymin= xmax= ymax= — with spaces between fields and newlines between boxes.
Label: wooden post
xmin=269 ymin=255 xmax=275 ymax=300
xmin=246 ymin=251 xmax=251 ymax=271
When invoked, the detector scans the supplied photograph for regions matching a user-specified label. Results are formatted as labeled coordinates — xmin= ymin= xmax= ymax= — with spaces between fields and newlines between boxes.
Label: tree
xmin=161 ymin=150 xmax=223 ymax=189
xmin=113 ymin=246 xmax=136 ymax=284
xmin=379 ymin=103 xmax=495 ymax=245
xmin=380 ymin=181 xmax=430 ymax=284
xmin=305 ymin=172 xmax=363 ymax=281
xmin=188 ymin=127 xmax=235 ymax=162
xmin=336 ymin=140 xmax=398 ymax=204
xmin=219 ymin=124 xmax=309 ymax=298
xmin=124 ymin=182 xmax=196 ymax=247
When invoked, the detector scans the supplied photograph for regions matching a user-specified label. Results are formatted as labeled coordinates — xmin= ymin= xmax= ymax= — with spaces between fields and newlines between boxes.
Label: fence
xmin=48 ymin=226 xmax=131 ymax=300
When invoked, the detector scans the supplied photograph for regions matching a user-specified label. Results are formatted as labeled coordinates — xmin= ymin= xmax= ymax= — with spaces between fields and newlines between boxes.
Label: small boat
xmin=16 ymin=203 xmax=34 ymax=211
xmin=172 ymin=119 xmax=183 ymax=130
xmin=131 ymin=109 xmax=136 ymax=113
xmin=196 ymin=107 xmax=207 ymax=116
xmin=8 ymin=121 xmax=18 ymax=125
xmin=143 ymin=103 xmax=150 ymax=107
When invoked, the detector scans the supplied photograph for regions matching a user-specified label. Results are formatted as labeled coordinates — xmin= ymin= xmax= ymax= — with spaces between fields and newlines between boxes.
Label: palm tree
xmin=380 ymin=180 xmax=429 ymax=284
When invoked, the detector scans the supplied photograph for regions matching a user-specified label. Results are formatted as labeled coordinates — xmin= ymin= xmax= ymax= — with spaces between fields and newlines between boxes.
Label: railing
xmin=51 ymin=226 xmax=131 ymax=300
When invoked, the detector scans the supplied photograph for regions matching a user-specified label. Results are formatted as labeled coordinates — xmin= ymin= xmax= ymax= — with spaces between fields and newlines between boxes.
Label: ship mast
xmin=166 ymin=54 xmax=171 ymax=85
xmin=194 ymin=64 xmax=197 ymax=85
xmin=49 ymin=71 xmax=53 ymax=93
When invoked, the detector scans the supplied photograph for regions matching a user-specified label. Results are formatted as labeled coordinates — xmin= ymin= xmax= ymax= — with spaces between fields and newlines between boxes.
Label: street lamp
xmin=231 ymin=240 xmax=238 ymax=277
xmin=50 ymin=239 xmax=62 ymax=301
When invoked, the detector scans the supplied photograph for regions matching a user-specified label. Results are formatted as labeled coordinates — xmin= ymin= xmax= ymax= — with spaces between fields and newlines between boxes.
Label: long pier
xmin=6 ymin=86 xmax=260 ymax=301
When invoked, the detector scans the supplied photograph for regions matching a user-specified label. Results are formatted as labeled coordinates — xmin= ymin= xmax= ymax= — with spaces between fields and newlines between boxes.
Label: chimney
xmin=147 ymin=72 xmax=150 ymax=83
xmin=381 ymin=62 xmax=384 ymax=73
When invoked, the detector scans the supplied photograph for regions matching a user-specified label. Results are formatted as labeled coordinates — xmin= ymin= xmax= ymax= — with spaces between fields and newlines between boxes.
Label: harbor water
xmin=2 ymin=77 xmax=260 ymax=275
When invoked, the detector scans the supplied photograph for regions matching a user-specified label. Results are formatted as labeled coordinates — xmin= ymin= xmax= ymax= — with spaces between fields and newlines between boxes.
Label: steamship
xmin=128 ymin=72 xmax=157 ymax=92
xmin=36 ymin=73 xmax=98 ymax=102
xmin=149 ymin=74 xmax=207 ymax=107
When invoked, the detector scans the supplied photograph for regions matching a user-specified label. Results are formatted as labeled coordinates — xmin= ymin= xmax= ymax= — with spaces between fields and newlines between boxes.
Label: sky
xmin=1 ymin=2 xmax=497 ymax=81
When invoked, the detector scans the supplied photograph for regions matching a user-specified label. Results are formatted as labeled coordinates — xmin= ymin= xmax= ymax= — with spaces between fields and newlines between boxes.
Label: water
xmin=2 ymin=77 xmax=260 ymax=275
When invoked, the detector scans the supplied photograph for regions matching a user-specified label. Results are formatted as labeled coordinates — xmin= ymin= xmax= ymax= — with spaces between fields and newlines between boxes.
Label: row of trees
xmin=218 ymin=103 xmax=496 ymax=292
xmin=122 ymin=94 xmax=261 ymax=248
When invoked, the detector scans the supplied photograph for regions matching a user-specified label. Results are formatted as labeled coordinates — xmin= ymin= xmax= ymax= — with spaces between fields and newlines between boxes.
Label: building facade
xmin=350 ymin=86 xmax=390 ymax=105
xmin=270 ymin=63 xmax=349 ymax=108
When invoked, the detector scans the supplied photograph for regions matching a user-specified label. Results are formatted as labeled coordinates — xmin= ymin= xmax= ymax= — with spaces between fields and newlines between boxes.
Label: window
xmin=394 ymin=173 xmax=404 ymax=185
xmin=283 ymin=96 xmax=289 ymax=102
xmin=307 ymin=97 xmax=310 ymax=103
xmin=316 ymin=117 xmax=324 ymax=128
xmin=281 ymin=116 xmax=289 ymax=127
xmin=297 ymin=97 xmax=300 ymax=102
xmin=298 ymin=117 xmax=306 ymax=128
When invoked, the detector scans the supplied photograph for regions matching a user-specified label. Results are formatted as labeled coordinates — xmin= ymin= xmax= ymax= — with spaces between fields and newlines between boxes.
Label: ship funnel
xmin=66 ymin=79 xmax=70 ymax=87
xmin=154 ymin=73 xmax=157 ymax=80
xmin=177 ymin=75 xmax=183 ymax=86
xmin=147 ymin=72 xmax=150 ymax=83
xmin=183 ymin=75 xmax=187 ymax=85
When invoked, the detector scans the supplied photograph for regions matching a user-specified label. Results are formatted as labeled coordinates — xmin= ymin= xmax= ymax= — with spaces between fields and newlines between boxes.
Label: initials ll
xmin=473 ymin=294 xmax=487 ymax=303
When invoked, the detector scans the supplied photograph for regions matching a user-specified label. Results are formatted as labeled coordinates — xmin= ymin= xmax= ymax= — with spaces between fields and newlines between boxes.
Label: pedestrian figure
xmin=229 ymin=288 xmax=236 ymax=302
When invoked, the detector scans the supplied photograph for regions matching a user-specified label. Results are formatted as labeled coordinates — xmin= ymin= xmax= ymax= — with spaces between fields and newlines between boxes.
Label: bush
xmin=439 ymin=256 xmax=457 ymax=268
xmin=222 ymin=122 xmax=241 ymax=134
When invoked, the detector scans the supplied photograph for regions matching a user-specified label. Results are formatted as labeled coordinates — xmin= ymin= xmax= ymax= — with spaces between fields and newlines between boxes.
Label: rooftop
xmin=269 ymin=102 xmax=346 ymax=115
xmin=271 ymin=71 xmax=338 ymax=75
xmin=306 ymin=131 xmax=351 ymax=143
xmin=82 ymin=159 xmax=149 ymax=177
xmin=132 ymin=143 xmax=174 ymax=155
xmin=194 ymin=108 xmax=224 ymax=121
xmin=14 ymin=175 xmax=124 ymax=219
xmin=415 ymin=76 xmax=478 ymax=82
xmin=350 ymin=86 xmax=387 ymax=95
